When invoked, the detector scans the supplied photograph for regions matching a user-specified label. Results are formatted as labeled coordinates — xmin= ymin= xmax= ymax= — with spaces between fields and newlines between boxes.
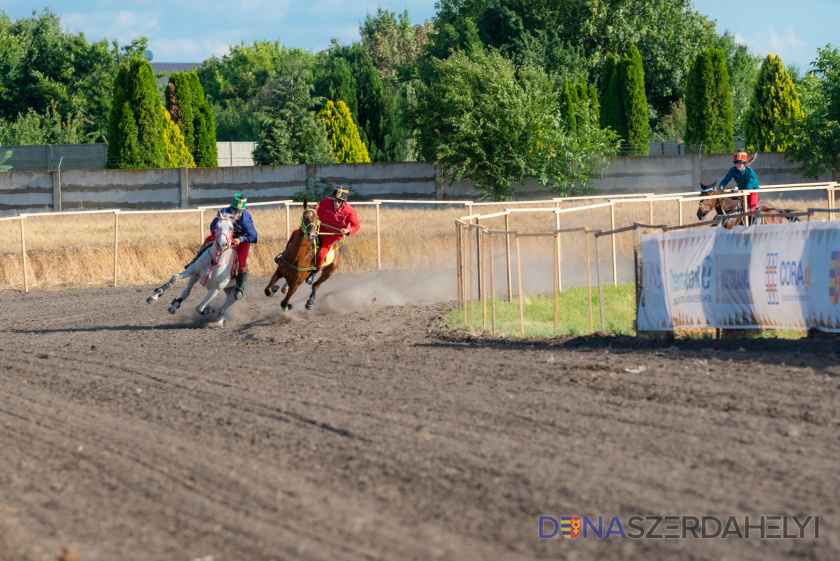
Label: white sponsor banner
xmin=807 ymin=222 xmax=840 ymax=332
xmin=638 ymin=221 xmax=840 ymax=332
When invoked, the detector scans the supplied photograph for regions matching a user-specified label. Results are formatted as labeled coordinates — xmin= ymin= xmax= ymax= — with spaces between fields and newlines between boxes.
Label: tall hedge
xmin=744 ymin=54 xmax=803 ymax=151
xmin=107 ymin=58 xmax=165 ymax=169
xmin=317 ymin=100 xmax=371 ymax=163
xmin=161 ymin=106 xmax=194 ymax=168
xmin=166 ymin=71 xmax=217 ymax=167
xmin=599 ymin=53 xmax=617 ymax=131
xmin=623 ymin=45 xmax=649 ymax=154
xmin=685 ymin=47 xmax=733 ymax=153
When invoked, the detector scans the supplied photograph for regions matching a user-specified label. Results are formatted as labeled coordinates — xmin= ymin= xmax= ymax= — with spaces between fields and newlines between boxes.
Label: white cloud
xmin=742 ymin=25 xmax=811 ymax=67
xmin=152 ymin=38 xmax=232 ymax=61
xmin=62 ymin=10 xmax=161 ymax=44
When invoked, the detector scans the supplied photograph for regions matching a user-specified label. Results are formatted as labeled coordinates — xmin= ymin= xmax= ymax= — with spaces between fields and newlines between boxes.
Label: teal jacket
xmin=719 ymin=166 xmax=759 ymax=190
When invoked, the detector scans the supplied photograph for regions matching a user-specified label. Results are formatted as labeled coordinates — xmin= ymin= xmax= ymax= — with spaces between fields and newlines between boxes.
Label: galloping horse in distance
xmin=264 ymin=200 xmax=340 ymax=311
xmin=146 ymin=210 xmax=240 ymax=326
xmin=696 ymin=182 xmax=799 ymax=229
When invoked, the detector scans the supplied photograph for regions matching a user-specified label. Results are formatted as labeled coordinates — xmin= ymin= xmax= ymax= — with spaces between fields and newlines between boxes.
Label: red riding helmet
xmin=733 ymin=151 xmax=748 ymax=164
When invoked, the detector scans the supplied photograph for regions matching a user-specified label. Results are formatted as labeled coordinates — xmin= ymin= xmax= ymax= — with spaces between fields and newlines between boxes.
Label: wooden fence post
xmin=595 ymin=233 xmax=605 ymax=331
xmin=376 ymin=202 xmax=381 ymax=270
xmin=489 ymin=233 xmax=496 ymax=335
xmin=113 ymin=211 xmax=119 ymax=287
xmin=585 ymin=227 xmax=593 ymax=333
xmin=504 ymin=212 xmax=513 ymax=301
xmin=609 ymin=202 xmax=617 ymax=286
xmin=554 ymin=232 xmax=559 ymax=333
xmin=455 ymin=223 xmax=462 ymax=315
xmin=285 ymin=202 xmax=290 ymax=240
xmin=516 ymin=232 xmax=524 ymax=336
xmin=20 ymin=217 xmax=28 ymax=293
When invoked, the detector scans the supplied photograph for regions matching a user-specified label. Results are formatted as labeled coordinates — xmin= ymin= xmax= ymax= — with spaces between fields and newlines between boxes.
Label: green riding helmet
xmin=231 ymin=193 xmax=247 ymax=210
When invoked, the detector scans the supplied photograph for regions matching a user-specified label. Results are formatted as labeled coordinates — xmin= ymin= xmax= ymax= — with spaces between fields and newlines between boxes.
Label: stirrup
xmin=306 ymin=270 xmax=318 ymax=285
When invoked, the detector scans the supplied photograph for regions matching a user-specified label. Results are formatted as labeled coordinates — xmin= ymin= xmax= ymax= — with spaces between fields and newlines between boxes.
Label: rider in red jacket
xmin=307 ymin=186 xmax=360 ymax=284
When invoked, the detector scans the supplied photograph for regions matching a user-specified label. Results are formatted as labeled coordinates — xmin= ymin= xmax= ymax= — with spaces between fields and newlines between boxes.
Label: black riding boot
xmin=306 ymin=268 xmax=321 ymax=285
xmin=234 ymin=270 xmax=248 ymax=300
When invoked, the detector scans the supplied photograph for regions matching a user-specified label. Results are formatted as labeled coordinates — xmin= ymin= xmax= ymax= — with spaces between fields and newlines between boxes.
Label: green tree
xmin=744 ymin=54 xmax=803 ymax=151
xmin=408 ymin=49 xmax=619 ymax=201
xmin=0 ymin=105 xmax=93 ymax=145
xmin=623 ymin=45 xmax=649 ymax=154
xmin=106 ymin=58 xmax=165 ymax=168
xmin=431 ymin=0 xmax=716 ymax=118
xmin=606 ymin=59 xmax=627 ymax=141
xmin=787 ymin=45 xmax=840 ymax=179
xmin=685 ymin=47 xmax=733 ymax=153
xmin=361 ymin=8 xmax=433 ymax=77
xmin=0 ymin=10 xmax=149 ymax=143
xmin=166 ymin=72 xmax=217 ymax=166
xmin=712 ymin=32 xmax=761 ymax=140
xmin=252 ymin=68 xmax=335 ymax=165
xmin=0 ymin=127 xmax=11 ymax=172
xmin=161 ymin=106 xmax=194 ymax=168
xmin=599 ymin=53 xmax=617 ymax=130
xmin=317 ymin=100 xmax=371 ymax=163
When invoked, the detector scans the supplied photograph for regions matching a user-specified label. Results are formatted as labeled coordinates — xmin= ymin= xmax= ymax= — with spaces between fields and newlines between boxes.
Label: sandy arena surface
xmin=1 ymin=268 xmax=839 ymax=561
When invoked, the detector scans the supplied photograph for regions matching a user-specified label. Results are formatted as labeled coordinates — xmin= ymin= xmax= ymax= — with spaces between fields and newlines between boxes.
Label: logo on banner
xmin=716 ymin=254 xmax=749 ymax=304
xmin=766 ymin=253 xmax=779 ymax=305
xmin=560 ymin=517 xmax=582 ymax=538
xmin=702 ymin=256 xmax=713 ymax=289
xmin=830 ymin=250 xmax=840 ymax=306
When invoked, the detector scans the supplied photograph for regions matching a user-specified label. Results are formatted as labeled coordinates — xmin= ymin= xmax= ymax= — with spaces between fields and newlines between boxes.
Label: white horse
xmin=146 ymin=210 xmax=239 ymax=327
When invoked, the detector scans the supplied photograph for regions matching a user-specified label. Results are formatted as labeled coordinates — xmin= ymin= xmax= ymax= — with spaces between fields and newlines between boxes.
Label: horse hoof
xmin=146 ymin=295 xmax=158 ymax=304
xmin=280 ymin=284 xmax=288 ymax=294
xmin=282 ymin=304 xmax=293 ymax=312
xmin=265 ymin=287 xmax=274 ymax=297
xmin=167 ymin=306 xmax=177 ymax=315
xmin=305 ymin=302 xmax=314 ymax=310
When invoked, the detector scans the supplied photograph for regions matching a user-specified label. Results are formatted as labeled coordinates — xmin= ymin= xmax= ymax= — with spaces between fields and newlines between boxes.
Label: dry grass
xmin=0 ymin=197 xmax=827 ymax=290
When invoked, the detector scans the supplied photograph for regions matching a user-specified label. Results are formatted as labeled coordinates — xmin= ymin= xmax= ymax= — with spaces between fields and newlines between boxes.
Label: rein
xmin=202 ymin=218 xmax=235 ymax=286
xmin=279 ymin=210 xmax=344 ymax=272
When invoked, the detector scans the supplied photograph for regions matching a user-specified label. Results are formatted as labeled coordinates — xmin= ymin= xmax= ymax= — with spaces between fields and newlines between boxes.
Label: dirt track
xmin=1 ymin=270 xmax=839 ymax=561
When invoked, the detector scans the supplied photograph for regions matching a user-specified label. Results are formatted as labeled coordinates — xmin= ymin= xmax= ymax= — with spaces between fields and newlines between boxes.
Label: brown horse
xmin=696 ymin=182 xmax=798 ymax=229
xmin=264 ymin=201 xmax=339 ymax=311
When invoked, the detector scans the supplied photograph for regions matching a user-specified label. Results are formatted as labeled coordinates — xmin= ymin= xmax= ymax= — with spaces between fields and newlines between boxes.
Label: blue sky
xmin=2 ymin=1 xmax=836 ymax=69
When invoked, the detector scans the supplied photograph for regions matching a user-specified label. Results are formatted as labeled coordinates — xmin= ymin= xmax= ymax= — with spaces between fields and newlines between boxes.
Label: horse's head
xmin=697 ymin=181 xmax=719 ymax=220
xmin=214 ymin=211 xmax=236 ymax=254
xmin=300 ymin=199 xmax=319 ymax=243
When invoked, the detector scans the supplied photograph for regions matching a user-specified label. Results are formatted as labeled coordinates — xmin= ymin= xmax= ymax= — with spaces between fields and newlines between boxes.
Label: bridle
xmin=202 ymin=217 xmax=235 ymax=286
xmin=301 ymin=209 xmax=319 ymax=242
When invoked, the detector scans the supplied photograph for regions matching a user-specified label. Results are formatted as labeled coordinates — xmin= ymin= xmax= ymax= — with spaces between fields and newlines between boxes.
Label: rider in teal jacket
xmin=720 ymin=151 xmax=759 ymax=215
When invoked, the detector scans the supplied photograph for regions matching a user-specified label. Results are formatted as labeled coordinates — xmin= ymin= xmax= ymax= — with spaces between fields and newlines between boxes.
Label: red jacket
xmin=316 ymin=198 xmax=360 ymax=242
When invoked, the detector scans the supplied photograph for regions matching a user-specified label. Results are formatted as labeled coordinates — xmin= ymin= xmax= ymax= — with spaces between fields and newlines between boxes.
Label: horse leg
xmin=211 ymin=287 xmax=238 ymax=327
xmin=147 ymin=270 xmax=190 ymax=304
xmin=280 ymin=275 xmax=305 ymax=312
xmin=196 ymin=287 xmax=222 ymax=316
xmin=167 ymin=274 xmax=199 ymax=314
xmin=265 ymin=267 xmax=283 ymax=298
xmin=306 ymin=262 xmax=338 ymax=310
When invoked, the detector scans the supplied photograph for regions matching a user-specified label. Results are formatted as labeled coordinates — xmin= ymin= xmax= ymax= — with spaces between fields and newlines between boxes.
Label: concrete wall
xmin=0 ymin=154 xmax=834 ymax=215
xmin=443 ymin=152 xmax=834 ymax=200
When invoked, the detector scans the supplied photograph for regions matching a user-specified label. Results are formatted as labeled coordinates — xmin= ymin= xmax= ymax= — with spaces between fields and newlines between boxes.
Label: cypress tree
xmin=106 ymin=58 xmax=165 ymax=169
xmin=189 ymin=73 xmax=217 ymax=167
xmin=744 ymin=54 xmax=803 ymax=151
xmin=588 ymin=83 xmax=600 ymax=124
xmin=317 ymin=100 xmax=371 ymax=163
xmin=114 ymin=102 xmax=139 ymax=169
xmin=599 ymin=54 xmax=616 ymax=130
xmin=562 ymin=80 xmax=578 ymax=130
xmin=685 ymin=47 xmax=733 ymax=153
xmin=161 ymin=105 xmax=194 ymax=168
xmin=623 ymin=45 xmax=649 ymax=155
xmin=607 ymin=61 xmax=627 ymax=141
xmin=166 ymin=73 xmax=196 ymax=153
